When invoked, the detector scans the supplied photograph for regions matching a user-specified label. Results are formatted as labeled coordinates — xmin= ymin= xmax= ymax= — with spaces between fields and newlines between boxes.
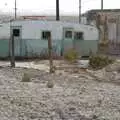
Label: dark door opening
xmin=10 ymin=26 xmax=22 ymax=57
xmin=13 ymin=29 xmax=20 ymax=37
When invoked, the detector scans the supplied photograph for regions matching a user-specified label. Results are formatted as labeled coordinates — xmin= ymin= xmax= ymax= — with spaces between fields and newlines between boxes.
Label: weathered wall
xmin=9 ymin=20 xmax=99 ymax=41
xmin=0 ymin=23 xmax=10 ymax=39
xmin=0 ymin=20 xmax=99 ymax=58
xmin=0 ymin=38 xmax=98 ymax=58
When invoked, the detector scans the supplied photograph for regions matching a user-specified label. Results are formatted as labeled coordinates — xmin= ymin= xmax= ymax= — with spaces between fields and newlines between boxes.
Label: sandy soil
xmin=0 ymin=60 xmax=120 ymax=119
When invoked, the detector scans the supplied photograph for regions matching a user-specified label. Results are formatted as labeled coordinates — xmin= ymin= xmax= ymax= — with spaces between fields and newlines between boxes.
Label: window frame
xmin=13 ymin=29 xmax=20 ymax=37
xmin=74 ymin=31 xmax=84 ymax=40
xmin=41 ymin=31 xmax=51 ymax=40
xmin=65 ymin=30 xmax=73 ymax=39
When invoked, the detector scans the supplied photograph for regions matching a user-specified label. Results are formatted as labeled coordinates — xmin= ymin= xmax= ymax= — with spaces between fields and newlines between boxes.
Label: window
xmin=65 ymin=31 xmax=72 ymax=39
xmin=42 ymin=31 xmax=51 ymax=39
xmin=13 ymin=29 xmax=20 ymax=37
xmin=74 ymin=32 xmax=84 ymax=40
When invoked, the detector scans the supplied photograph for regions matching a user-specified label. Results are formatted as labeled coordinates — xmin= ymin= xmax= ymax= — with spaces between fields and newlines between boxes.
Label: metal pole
xmin=79 ymin=0 xmax=81 ymax=23
xmin=56 ymin=0 xmax=60 ymax=21
xmin=15 ymin=0 xmax=17 ymax=19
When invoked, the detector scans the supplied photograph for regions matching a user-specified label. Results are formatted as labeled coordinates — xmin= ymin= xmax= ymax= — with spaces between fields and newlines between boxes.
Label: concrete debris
xmin=77 ymin=60 xmax=89 ymax=68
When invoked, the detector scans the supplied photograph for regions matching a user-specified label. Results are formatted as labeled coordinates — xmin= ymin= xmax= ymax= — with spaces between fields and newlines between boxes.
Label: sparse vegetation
xmin=21 ymin=73 xmax=31 ymax=82
xmin=64 ymin=49 xmax=78 ymax=62
xmin=89 ymin=55 xmax=114 ymax=69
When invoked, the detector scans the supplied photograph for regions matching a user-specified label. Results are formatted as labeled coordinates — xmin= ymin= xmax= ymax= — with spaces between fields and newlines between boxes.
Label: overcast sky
xmin=0 ymin=0 xmax=120 ymax=15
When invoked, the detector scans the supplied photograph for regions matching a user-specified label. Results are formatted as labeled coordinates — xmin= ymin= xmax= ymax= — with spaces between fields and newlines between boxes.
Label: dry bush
xmin=64 ymin=49 xmax=78 ymax=62
xmin=99 ymin=41 xmax=109 ymax=46
xmin=89 ymin=55 xmax=114 ymax=69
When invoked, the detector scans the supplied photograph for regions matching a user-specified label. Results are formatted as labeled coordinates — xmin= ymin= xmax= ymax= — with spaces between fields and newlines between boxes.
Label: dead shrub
xmin=64 ymin=49 xmax=78 ymax=62
xmin=99 ymin=41 xmax=109 ymax=47
xmin=89 ymin=55 xmax=114 ymax=69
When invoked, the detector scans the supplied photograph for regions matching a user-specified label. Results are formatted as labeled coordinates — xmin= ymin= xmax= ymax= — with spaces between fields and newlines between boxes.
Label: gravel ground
xmin=0 ymin=65 xmax=120 ymax=120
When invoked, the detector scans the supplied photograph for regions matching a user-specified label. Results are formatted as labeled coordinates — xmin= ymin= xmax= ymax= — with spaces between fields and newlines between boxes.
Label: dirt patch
xmin=0 ymin=66 xmax=119 ymax=119
xmin=0 ymin=60 xmax=120 ymax=119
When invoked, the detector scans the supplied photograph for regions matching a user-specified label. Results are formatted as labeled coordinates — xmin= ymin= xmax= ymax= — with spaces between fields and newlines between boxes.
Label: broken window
xmin=74 ymin=32 xmax=84 ymax=40
xmin=42 ymin=31 xmax=51 ymax=40
xmin=65 ymin=31 xmax=72 ymax=39
xmin=13 ymin=29 xmax=20 ymax=37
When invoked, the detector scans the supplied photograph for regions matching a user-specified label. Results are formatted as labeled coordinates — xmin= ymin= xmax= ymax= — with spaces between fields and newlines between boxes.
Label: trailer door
xmin=10 ymin=26 xmax=22 ymax=57
xmin=62 ymin=28 xmax=74 ymax=55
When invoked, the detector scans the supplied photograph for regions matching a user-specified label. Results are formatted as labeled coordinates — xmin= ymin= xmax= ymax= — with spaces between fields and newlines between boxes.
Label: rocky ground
xmin=0 ymin=60 xmax=120 ymax=120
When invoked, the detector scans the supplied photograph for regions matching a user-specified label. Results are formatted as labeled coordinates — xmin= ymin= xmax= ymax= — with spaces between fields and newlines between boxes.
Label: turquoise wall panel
xmin=0 ymin=40 xmax=9 ymax=57
xmin=0 ymin=39 xmax=98 ymax=58
xmin=63 ymin=39 xmax=98 ymax=56
xmin=73 ymin=40 xmax=98 ymax=56
xmin=62 ymin=39 xmax=73 ymax=54
xmin=23 ymin=39 xmax=62 ymax=57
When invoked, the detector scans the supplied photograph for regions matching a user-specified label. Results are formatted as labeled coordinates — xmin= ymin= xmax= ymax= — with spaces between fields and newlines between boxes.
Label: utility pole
xmin=56 ymin=0 xmax=60 ymax=21
xmin=79 ymin=0 xmax=81 ymax=23
xmin=101 ymin=0 xmax=103 ymax=10
xmin=15 ymin=0 xmax=17 ymax=19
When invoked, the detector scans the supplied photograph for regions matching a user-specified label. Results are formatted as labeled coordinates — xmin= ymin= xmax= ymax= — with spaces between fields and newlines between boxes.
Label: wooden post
xmin=11 ymin=34 xmax=15 ymax=67
xmin=48 ymin=36 xmax=54 ymax=73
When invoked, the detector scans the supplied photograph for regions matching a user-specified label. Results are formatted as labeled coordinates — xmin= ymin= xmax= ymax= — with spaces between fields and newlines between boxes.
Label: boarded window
xmin=74 ymin=32 xmax=84 ymax=40
xmin=65 ymin=31 xmax=72 ymax=39
xmin=42 ymin=31 xmax=51 ymax=39
xmin=13 ymin=29 xmax=20 ymax=37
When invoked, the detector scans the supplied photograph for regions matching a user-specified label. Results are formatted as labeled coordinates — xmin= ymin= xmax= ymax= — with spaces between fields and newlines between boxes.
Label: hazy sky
xmin=0 ymin=0 xmax=120 ymax=15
